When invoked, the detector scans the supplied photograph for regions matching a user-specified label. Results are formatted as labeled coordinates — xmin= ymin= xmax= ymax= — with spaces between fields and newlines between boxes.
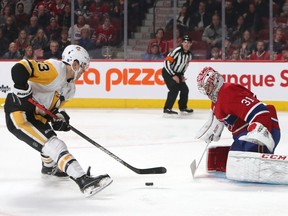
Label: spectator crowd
xmin=145 ymin=0 xmax=288 ymax=60
xmin=0 ymin=0 xmax=288 ymax=60
xmin=0 ymin=0 xmax=154 ymax=60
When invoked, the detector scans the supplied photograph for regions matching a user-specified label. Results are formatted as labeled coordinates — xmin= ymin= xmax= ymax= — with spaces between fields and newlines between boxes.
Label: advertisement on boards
xmin=74 ymin=61 xmax=288 ymax=101
xmin=0 ymin=61 xmax=288 ymax=101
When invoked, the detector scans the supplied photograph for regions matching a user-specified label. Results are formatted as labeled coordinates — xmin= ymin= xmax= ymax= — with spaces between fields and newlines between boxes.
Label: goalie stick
xmin=190 ymin=140 xmax=210 ymax=178
xmin=28 ymin=98 xmax=167 ymax=175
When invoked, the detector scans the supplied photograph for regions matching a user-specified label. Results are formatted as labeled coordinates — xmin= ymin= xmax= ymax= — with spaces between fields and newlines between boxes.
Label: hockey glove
xmin=11 ymin=85 xmax=35 ymax=112
xmin=239 ymin=122 xmax=275 ymax=152
xmin=195 ymin=111 xmax=224 ymax=144
xmin=51 ymin=110 xmax=71 ymax=131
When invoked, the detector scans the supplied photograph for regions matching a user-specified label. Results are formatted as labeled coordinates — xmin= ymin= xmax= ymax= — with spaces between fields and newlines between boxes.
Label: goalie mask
xmin=197 ymin=67 xmax=224 ymax=103
xmin=62 ymin=45 xmax=90 ymax=80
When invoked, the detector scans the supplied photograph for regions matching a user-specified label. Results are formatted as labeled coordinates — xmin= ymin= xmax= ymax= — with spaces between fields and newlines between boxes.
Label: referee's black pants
xmin=162 ymin=68 xmax=189 ymax=110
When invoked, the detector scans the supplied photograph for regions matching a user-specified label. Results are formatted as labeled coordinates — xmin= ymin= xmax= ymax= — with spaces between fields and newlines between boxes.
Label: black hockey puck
xmin=145 ymin=182 xmax=154 ymax=186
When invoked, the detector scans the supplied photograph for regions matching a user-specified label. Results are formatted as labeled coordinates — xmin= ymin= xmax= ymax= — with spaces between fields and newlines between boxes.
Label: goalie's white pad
xmin=195 ymin=111 xmax=224 ymax=144
xmin=226 ymin=151 xmax=288 ymax=184
xmin=238 ymin=122 xmax=275 ymax=152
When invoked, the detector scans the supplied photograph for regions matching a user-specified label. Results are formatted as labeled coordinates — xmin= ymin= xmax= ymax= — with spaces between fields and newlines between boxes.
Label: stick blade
xmin=190 ymin=160 xmax=197 ymax=178
xmin=134 ymin=166 xmax=167 ymax=175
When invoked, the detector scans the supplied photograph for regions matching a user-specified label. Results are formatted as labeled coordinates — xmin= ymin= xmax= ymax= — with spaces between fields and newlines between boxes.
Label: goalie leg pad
xmin=207 ymin=146 xmax=230 ymax=172
xmin=226 ymin=151 xmax=288 ymax=184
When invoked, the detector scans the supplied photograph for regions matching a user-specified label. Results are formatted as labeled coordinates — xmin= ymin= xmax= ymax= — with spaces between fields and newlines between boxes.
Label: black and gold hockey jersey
xmin=5 ymin=58 xmax=75 ymax=115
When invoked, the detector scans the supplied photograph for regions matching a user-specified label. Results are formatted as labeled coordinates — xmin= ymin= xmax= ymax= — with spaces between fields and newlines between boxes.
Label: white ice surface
xmin=1 ymin=108 xmax=288 ymax=216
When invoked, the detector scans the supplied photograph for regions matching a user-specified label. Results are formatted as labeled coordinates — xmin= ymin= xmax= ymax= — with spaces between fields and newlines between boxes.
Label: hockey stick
xmin=190 ymin=140 xmax=210 ymax=178
xmin=28 ymin=98 xmax=167 ymax=175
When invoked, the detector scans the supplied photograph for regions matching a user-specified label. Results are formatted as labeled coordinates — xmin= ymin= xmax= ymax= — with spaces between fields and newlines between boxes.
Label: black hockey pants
xmin=162 ymin=68 xmax=189 ymax=110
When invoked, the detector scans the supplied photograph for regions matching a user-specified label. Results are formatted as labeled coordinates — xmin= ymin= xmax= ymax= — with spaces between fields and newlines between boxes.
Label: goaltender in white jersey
xmin=4 ymin=45 xmax=112 ymax=197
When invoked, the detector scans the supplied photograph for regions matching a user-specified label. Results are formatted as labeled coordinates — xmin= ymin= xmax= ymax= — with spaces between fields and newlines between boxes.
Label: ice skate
xmin=74 ymin=174 xmax=113 ymax=197
xmin=41 ymin=164 xmax=69 ymax=178
xmin=180 ymin=108 xmax=194 ymax=115
xmin=163 ymin=109 xmax=178 ymax=117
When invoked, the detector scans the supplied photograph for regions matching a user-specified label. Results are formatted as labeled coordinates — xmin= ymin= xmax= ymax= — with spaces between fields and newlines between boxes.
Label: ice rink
xmin=1 ymin=108 xmax=288 ymax=216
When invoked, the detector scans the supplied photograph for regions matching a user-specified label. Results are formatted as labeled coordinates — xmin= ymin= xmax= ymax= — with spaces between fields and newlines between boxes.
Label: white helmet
xmin=62 ymin=45 xmax=90 ymax=80
xmin=197 ymin=67 xmax=224 ymax=103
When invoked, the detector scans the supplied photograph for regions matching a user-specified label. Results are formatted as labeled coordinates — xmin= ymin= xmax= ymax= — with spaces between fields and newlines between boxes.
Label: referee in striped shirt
xmin=162 ymin=35 xmax=193 ymax=115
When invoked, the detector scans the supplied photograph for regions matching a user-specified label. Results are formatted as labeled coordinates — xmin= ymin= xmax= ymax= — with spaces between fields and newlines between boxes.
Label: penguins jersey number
xmin=17 ymin=59 xmax=75 ymax=111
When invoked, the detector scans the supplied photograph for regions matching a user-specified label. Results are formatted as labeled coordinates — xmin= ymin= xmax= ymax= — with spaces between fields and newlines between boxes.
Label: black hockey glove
xmin=51 ymin=110 xmax=71 ymax=131
xmin=10 ymin=84 xmax=35 ymax=112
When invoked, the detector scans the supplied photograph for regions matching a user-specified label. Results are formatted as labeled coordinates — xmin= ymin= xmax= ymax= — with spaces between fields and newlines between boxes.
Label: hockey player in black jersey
xmin=4 ymin=45 xmax=112 ymax=197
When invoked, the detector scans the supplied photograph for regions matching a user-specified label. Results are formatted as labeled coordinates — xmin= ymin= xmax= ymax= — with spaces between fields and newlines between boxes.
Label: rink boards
xmin=1 ymin=60 xmax=288 ymax=110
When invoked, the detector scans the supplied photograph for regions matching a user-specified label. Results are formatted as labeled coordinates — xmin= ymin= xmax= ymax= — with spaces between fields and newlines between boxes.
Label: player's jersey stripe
xmin=249 ymin=110 xmax=269 ymax=123
xmin=245 ymin=102 xmax=269 ymax=123
xmin=272 ymin=117 xmax=278 ymax=123
xmin=244 ymin=102 xmax=262 ymax=122
xmin=163 ymin=46 xmax=192 ymax=76
xmin=10 ymin=111 xmax=47 ymax=145
xmin=222 ymin=114 xmax=237 ymax=126
xmin=233 ymin=123 xmax=249 ymax=134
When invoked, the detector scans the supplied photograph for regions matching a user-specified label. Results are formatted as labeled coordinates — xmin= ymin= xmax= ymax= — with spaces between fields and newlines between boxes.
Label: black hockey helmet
xmin=182 ymin=35 xmax=192 ymax=42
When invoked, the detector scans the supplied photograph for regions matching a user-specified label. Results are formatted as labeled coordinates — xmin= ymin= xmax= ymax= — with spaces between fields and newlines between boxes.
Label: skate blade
xmin=83 ymin=177 xmax=113 ymax=198
xmin=41 ymin=174 xmax=70 ymax=181
xmin=178 ymin=112 xmax=194 ymax=118
xmin=162 ymin=113 xmax=178 ymax=118
xmin=180 ymin=112 xmax=193 ymax=115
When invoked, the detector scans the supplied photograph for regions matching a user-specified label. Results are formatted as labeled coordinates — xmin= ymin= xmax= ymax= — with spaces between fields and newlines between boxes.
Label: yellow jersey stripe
xmin=10 ymin=111 xmax=48 ymax=145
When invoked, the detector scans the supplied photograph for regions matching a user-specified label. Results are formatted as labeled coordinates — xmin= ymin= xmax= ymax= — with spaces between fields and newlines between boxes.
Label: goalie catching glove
xmin=195 ymin=111 xmax=224 ymax=144
xmin=51 ymin=110 xmax=71 ymax=131
xmin=239 ymin=122 xmax=275 ymax=152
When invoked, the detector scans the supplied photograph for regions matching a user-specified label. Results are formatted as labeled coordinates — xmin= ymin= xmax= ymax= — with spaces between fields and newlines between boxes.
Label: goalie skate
xmin=75 ymin=174 xmax=113 ymax=198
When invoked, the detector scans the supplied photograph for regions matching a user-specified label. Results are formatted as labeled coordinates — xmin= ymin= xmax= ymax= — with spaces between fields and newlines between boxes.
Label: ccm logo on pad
xmin=262 ymin=154 xmax=287 ymax=160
